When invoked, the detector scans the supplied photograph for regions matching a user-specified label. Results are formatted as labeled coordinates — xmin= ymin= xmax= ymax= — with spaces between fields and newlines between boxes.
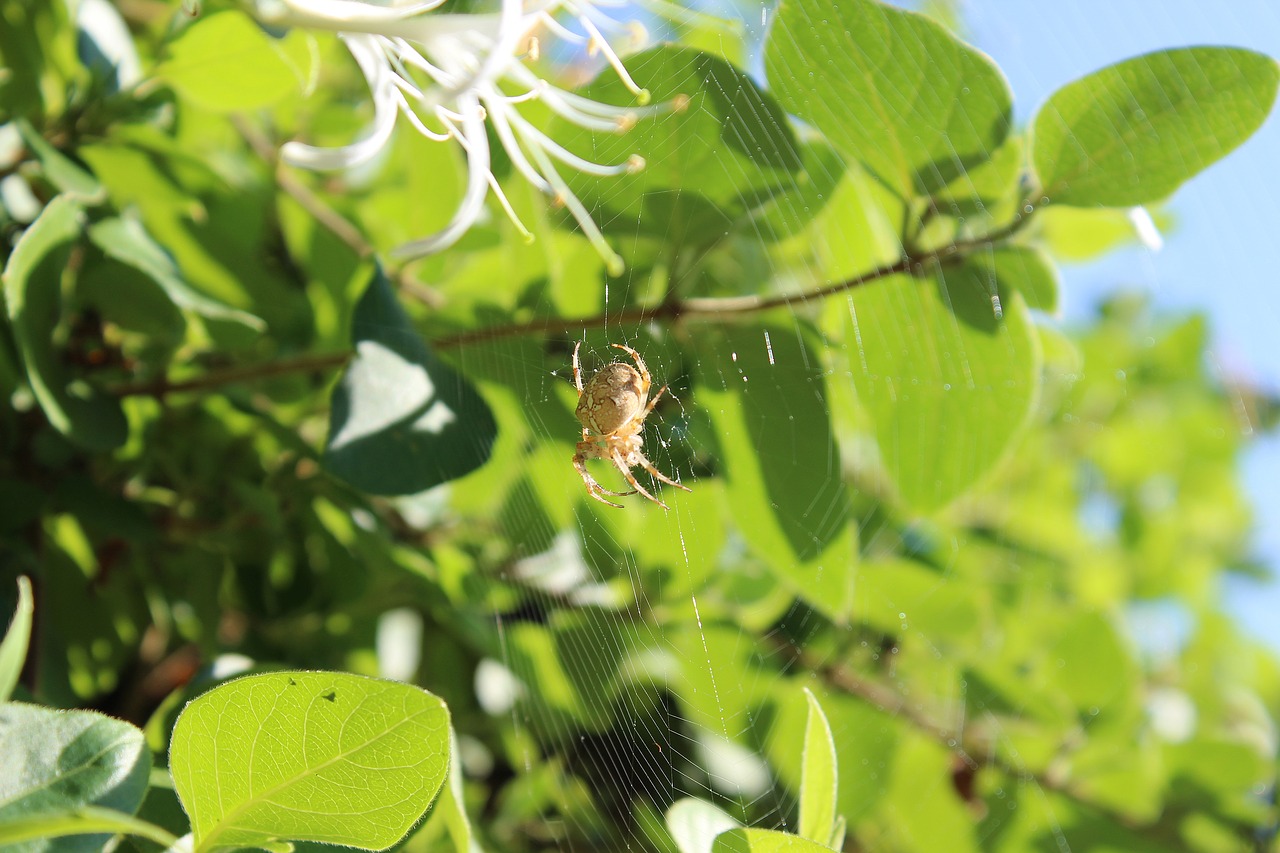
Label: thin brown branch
xmin=109 ymin=351 xmax=351 ymax=399
xmin=433 ymin=206 xmax=1038 ymax=349
xmin=107 ymin=200 xmax=1038 ymax=398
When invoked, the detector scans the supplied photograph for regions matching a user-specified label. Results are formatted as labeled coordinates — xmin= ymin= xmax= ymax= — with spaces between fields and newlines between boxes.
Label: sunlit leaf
xmin=2 ymin=195 xmax=127 ymax=451
xmin=695 ymin=326 xmax=856 ymax=621
xmin=766 ymin=0 xmax=1011 ymax=198
xmin=1033 ymin=47 xmax=1279 ymax=206
xmin=0 ymin=703 xmax=151 ymax=853
xmin=555 ymin=46 xmax=802 ymax=251
xmin=979 ymin=246 xmax=1061 ymax=314
xmin=846 ymin=263 xmax=1040 ymax=510
xmin=170 ymin=671 xmax=450 ymax=851
xmin=157 ymin=11 xmax=313 ymax=112
xmin=798 ymin=689 xmax=838 ymax=846
xmin=323 ymin=266 xmax=497 ymax=495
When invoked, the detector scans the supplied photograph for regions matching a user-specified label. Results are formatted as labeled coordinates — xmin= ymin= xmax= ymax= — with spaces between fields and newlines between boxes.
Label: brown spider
xmin=571 ymin=341 xmax=691 ymax=510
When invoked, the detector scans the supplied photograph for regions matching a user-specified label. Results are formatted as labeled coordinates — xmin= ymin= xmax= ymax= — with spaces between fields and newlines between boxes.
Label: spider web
xmin=361 ymin=2 xmax=1280 ymax=850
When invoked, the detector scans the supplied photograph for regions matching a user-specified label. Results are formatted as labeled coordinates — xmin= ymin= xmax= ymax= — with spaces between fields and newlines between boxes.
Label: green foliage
xmin=1032 ymin=47 xmax=1280 ymax=206
xmin=1 ymin=0 xmax=1278 ymax=851
xmin=847 ymin=263 xmax=1040 ymax=510
xmin=0 ymin=702 xmax=152 ymax=853
xmin=0 ymin=577 xmax=33 ymax=702
xmin=766 ymin=0 xmax=1011 ymax=198
xmin=323 ymin=267 xmax=496 ymax=495
xmin=170 ymin=671 xmax=449 ymax=850
xmin=156 ymin=11 xmax=314 ymax=112
xmin=798 ymin=690 xmax=840 ymax=848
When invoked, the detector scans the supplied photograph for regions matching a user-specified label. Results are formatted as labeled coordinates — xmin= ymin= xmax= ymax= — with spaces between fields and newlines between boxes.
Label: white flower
xmin=253 ymin=0 xmax=671 ymax=273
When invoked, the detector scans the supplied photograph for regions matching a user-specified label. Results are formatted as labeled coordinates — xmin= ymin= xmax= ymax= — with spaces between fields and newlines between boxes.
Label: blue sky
xmin=958 ymin=1 xmax=1280 ymax=649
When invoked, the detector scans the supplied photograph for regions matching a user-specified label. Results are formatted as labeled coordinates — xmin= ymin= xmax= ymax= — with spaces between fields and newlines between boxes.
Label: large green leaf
xmin=170 ymin=671 xmax=450 ymax=851
xmin=0 ymin=703 xmax=151 ymax=853
xmin=323 ymin=266 xmax=496 ymax=495
xmin=555 ymin=46 xmax=802 ymax=249
xmin=157 ymin=11 xmax=313 ymax=112
xmin=765 ymin=0 xmax=1011 ymax=198
xmin=2 ymin=195 xmax=127 ymax=451
xmin=847 ymin=262 xmax=1040 ymax=511
xmin=1033 ymin=47 xmax=1279 ymax=206
xmin=695 ymin=326 xmax=855 ymax=622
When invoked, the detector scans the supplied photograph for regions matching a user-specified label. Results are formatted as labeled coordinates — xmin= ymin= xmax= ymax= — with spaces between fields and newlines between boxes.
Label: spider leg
xmin=572 ymin=341 xmax=585 ymax=394
xmin=639 ymin=384 xmax=668 ymax=420
xmin=611 ymin=448 xmax=670 ymax=511
xmin=634 ymin=451 xmax=692 ymax=493
xmin=611 ymin=343 xmax=651 ymax=392
xmin=575 ymin=453 xmax=628 ymax=508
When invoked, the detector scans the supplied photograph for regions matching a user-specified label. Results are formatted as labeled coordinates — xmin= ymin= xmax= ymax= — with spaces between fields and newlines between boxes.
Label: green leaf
xmin=979 ymin=246 xmax=1061 ymax=314
xmin=157 ymin=11 xmax=313 ymax=112
xmin=765 ymin=0 xmax=1011 ymax=198
xmin=695 ymin=326 xmax=856 ymax=622
xmin=744 ymin=138 xmax=847 ymax=243
xmin=712 ymin=828 xmax=836 ymax=853
xmin=0 ymin=806 xmax=178 ymax=849
xmin=169 ymin=671 xmax=450 ymax=851
xmin=0 ymin=577 xmax=33 ymax=703
xmin=931 ymin=135 xmax=1025 ymax=217
xmin=666 ymin=797 xmax=741 ymax=853
xmin=14 ymin=120 xmax=105 ymax=203
xmin=1032 ymin=47 xmax=1280 ymax=206
xmin=2 ymin=195 xmax=127 ymax=451
xmin=0 ymin=703 xmax=151 ymax=853
xmin=556 ymin=46 xmax=802 ymax=249
xmin=87 ymin=214 xmax=266 ymax=331
xmin=1052 ymin=611 xmax=1138 ymax=712
xmin=798 ymin=689 xmax=838 ymax=846
xmin=323 ymin=266 xmax=496 ymax=495
xmin=847 ymin=263 xmax=1040 ymax=510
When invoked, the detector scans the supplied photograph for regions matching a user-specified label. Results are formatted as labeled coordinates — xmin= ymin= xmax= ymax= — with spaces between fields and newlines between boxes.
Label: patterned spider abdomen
xmin=576 ymin=363 xmax=646 ymax=435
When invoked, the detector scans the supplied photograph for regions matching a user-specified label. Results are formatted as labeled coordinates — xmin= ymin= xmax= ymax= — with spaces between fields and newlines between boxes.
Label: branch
xmin=433 ymin=207 xmax=1037 ymax=349
xmin=110 ymin=351 xmax=351 ymax=399
xmin=110 ymin=202 xmax=1038 ymax=398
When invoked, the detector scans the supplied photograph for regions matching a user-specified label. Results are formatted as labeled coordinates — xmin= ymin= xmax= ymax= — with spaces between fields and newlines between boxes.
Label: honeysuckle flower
xmin=252 ymin=0 xmax=670 ymax=273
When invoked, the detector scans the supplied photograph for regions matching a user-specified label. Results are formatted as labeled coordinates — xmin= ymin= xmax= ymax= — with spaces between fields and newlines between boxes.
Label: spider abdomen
xmin=575 ymin=363 xmax=647 ymax=435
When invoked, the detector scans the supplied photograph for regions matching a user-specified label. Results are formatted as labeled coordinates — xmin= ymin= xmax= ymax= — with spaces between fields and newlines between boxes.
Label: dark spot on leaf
xmin=321 ymin=689 xmax=336 ymax=702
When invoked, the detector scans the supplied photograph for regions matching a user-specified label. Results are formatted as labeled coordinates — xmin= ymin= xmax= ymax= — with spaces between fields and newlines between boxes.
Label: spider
xmin=571 ymin=341 xmax=691 ymax=510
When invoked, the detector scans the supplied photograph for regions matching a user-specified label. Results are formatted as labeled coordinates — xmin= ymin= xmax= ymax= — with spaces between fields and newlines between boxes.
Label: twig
xmin=110 ymin=199 xmax=1039 ymax=397
xmin=110 ymin=351 xmax=351 ymax=398
xmin=431 ymin=208 xmax=1035 ymax=349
